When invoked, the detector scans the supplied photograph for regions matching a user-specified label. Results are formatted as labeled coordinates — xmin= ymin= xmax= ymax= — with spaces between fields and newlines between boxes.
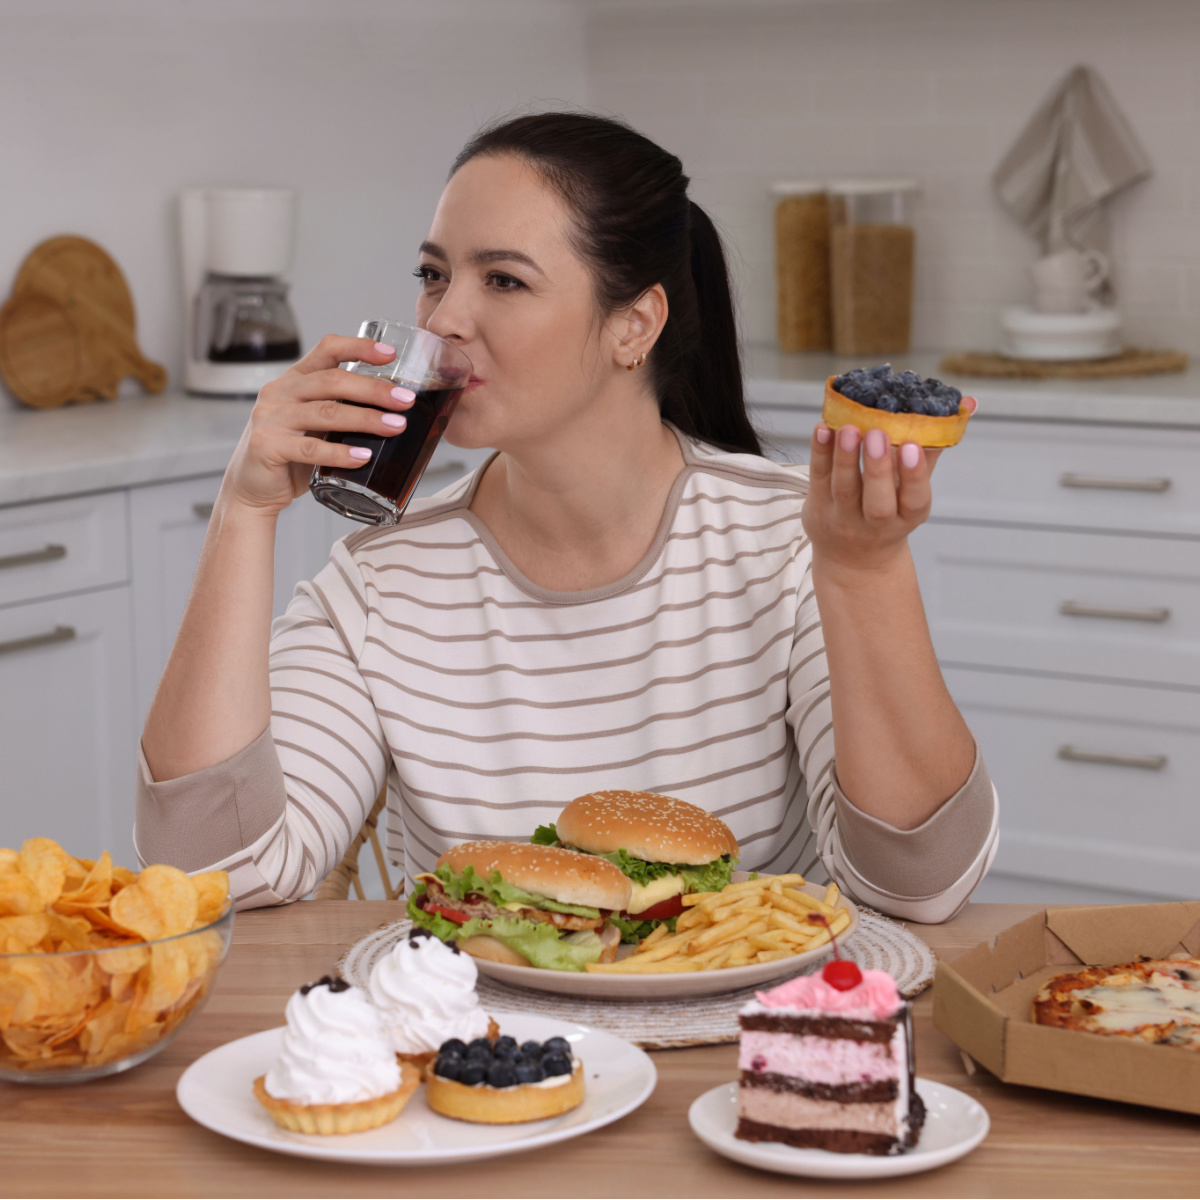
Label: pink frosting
xmin=756 ymin=968 xmax=901 ymax=1019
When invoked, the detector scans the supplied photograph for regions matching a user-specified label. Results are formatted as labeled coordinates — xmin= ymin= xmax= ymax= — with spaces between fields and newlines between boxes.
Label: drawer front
xmin=750 ymin=401 xmax=1200 ymax=537
xmin=913 ymin=420 xmax=1200 ymax=536
xmin=911 ymin=522 xmax=1200 ymax=687
xmin=0 ymin=491 xmax=128 ymax=608
xmin=0 ymin=586 xmax=137 ymax=865
xmin=945 ymin=667 xmax=1200 ymax=897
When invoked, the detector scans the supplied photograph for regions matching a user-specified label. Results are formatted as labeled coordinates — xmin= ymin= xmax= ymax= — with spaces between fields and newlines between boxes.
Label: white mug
xmin=1031 ymin=249 xmax=1108 ymax=314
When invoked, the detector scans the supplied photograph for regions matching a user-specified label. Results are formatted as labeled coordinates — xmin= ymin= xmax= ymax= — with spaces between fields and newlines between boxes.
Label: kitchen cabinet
xmin=749 ymin=381 xmax=1200 ymax=901
xmin=0 ymin=419 xmax=488 ymax=866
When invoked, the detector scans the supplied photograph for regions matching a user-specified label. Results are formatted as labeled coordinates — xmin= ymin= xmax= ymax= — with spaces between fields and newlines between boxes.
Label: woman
xmin=138 ymin=113 xmax=996 ymax=922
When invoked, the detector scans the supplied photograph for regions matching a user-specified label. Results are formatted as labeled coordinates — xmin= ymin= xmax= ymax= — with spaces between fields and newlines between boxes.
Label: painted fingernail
xmin=374 ymin=342 xmax=396 ymax=356
xmin=816 ymin=426 xmax=832 ymax=445
xmin=865 ymin=428 xmax=889 ymax=460
xmin=381 ymin=413 xmax=406 ymax=429
xmin=900 ymin=443 xmax=921 ymax=470
xmin=390 ymin=386 xmax=415 ymax=402
xmin=837 ymin=425 xmax=859 ymax=452
xmin=349 ymin=447 xmax=372 ymax=460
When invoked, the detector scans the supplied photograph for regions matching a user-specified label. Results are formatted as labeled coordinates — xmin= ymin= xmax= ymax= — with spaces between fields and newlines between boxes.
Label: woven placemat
xmin=940 ymin=348 xmax=1189 ymax=379
xmin=339 ymin=911 xmax=935 ymax=1050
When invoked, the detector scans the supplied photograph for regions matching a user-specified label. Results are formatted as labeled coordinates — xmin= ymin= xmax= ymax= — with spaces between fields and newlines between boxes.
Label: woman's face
xmin=415 ymin=153 xmax=624 ymax=452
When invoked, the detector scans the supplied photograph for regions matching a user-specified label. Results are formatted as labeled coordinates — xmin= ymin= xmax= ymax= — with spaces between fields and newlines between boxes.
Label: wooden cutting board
xmin=0 ymin=235 xmax=167 ymax=408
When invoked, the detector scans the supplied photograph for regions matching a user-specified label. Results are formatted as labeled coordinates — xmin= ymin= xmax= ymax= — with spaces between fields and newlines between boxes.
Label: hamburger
xmin=407 ymin=841 xmax=632 ymax=972
xmin=532 ymin=790 xmax=739 ymax=942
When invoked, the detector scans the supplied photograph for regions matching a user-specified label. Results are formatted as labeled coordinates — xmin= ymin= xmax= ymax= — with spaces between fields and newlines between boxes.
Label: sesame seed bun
xmin=436 ymin=841 xmax=632 ymax=913
xmin=556 ymin=791 xmax=739 ymax=866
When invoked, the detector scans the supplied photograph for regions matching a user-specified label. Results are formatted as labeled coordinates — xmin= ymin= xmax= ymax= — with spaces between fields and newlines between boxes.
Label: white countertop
xmin=745 ymin=345 xmax=1200 ymax=427
xmin=0 ymin=394 xmax=253 ymax=507
xmin=2 ymin=347 xmax=1198 ymax=507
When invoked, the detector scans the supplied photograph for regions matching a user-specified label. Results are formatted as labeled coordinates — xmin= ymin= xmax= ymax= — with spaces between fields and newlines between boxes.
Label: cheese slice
xmin=626 ymin=873 xmax=686 ymax=915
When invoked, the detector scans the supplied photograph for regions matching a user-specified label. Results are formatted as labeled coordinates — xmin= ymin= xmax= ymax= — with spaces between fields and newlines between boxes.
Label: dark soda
xmin=310 ymin=383 xmax=466 ymax=524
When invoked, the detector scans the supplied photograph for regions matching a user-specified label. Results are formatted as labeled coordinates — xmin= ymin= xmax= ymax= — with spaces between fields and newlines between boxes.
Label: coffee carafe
xmin=180 ymin=188 xmax=301 ymax=397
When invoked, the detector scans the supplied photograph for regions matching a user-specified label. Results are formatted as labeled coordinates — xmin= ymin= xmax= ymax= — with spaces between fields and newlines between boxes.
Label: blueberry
xmin=433 ymin=1054 xmax=462 ymax=1081
xmin=519 ymin=1040 xmax=542 ymax=1059
xmin=542 ymin=1037 xmax=570 ymax=1057
xmin=492 ymin=1041 xmax=518 ymax=1061
xmin=898 ymin=370 xmax=921 ymax=387
xmin=542 ymin=1052 xmax=572 ymax=1077
xmin=874 ymin=391 xmax=901 ymax=413
xmin=494 ymin=1035 xmax=518 ymax=1054
xmin=459 ymin=1062 xmax=488 ymax=1086
xmin=869 ymin=363 xmax=893 ymax=380
xmin=467 ymin=1037 xmax=493 ymax=1056
xmin=515 ymin=1058 xmax=546 ymax=1083
xmin=438 ymin=1038 xmax=467 ymax=1058
xmin=487 ymin=1061 xmax=518 ymax=1088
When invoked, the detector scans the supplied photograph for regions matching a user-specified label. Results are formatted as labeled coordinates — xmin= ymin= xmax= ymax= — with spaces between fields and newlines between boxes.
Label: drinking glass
xmin=309 ymin=320 xmax=473 ymax=526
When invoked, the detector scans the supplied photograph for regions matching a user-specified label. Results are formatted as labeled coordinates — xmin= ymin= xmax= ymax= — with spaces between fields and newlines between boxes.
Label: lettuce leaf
xmin=407 ymin=890 xmax=603 ymax=971
xmin=678 ymin=856 xmax=737 ymax=894
xmin=530 ymin=824 xmax=559 ymax=846
xmin=610 ymin=912 xmax=678 ymax=944
xmin=425 ymin=863 xmax=601 ymax=919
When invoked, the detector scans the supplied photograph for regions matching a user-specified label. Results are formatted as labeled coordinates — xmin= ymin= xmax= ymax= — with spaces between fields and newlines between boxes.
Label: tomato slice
xmin=426 ymin=902 xmax=469 ymax=925
xmin=625 ymin=894 xmax=686 ymax=922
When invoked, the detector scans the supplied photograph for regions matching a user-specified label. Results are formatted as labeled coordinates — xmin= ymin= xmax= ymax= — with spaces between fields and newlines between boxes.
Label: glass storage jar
xmin=771 ymin=182 xmax=831 ymax=352
xmin=828 ymin=180 xmax=919 ymax=356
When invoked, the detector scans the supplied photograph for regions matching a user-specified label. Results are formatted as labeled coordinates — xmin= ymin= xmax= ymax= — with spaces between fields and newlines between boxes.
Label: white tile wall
xmin=0 ymin=0 xmax=586 ymax=409
xmin=583 ymin=0 xmax=1200 ymax=353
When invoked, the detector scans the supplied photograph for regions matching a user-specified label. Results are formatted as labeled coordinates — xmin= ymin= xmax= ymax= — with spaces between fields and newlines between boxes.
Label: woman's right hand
xmin=220 ymin=335 xmax=416 ymax=515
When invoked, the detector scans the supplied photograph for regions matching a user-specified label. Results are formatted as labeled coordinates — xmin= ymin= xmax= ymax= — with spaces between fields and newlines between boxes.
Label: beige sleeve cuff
xmin=832 ymin=741 xmax=996 ymax=900
xmin=134 ymin=728 xmax=288 ymax=873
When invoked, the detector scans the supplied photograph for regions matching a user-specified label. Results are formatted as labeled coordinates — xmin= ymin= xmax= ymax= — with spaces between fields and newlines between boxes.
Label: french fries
xmin=584 ymin=874 xmax=852 ymax=974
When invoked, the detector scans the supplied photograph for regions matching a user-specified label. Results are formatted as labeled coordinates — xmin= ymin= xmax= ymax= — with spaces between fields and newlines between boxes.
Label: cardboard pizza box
xmin=933 ymin=902 xmax=1200 ymax=1115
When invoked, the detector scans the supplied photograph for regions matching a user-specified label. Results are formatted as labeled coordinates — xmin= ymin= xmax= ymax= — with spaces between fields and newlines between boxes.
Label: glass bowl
xmin=0 ymin=902 xmax=234 ymax=1084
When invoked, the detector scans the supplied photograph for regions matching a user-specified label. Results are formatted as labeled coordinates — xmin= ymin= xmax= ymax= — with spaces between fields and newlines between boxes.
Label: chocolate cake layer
xmin=739 ymin=1071 xmax=898 ymax=1103
xmin=736 ymin=1118 xmax=900 ymax=1156
xmin=739 ymin=1012 xmax=896 ymax=1043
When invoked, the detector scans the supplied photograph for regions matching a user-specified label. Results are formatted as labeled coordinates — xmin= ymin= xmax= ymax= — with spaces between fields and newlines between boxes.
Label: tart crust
xmin=822 ymin=377 xmax=972 ymax=447
xmin=252 ymin=1062 xmax=421 ymax=1135
xmin=424 ymin=1060 xmax=585 ymax=1124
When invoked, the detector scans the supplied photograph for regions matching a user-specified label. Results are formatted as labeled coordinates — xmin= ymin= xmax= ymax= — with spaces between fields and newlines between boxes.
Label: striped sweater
xmin=136 ymin=431 xmax=997 ymax=922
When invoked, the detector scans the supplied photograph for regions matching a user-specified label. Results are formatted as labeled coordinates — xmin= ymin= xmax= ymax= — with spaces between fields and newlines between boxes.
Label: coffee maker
xmin=180 ymin=188 xmax=301 ymax=397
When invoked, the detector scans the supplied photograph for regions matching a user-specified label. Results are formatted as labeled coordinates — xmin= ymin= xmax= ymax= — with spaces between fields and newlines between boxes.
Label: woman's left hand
xmin=801 ymin=398 xmax=976 ymax=574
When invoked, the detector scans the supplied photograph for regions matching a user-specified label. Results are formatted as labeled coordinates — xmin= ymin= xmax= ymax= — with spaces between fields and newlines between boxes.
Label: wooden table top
xmin=3 ymin=900 xmax=1198 ymax=1198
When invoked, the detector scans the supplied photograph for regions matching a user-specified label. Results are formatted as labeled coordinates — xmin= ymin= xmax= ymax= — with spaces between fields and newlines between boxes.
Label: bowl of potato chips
xmin=0 ymin=838 xmax=233 ymax=1083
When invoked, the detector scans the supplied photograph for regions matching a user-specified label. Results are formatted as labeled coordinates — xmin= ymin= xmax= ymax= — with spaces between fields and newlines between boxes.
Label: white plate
xmin=475 ymin=883 xmax=858 ymax=1000
xmin=688 ymin=1079 xmax=989 ymax=1180
xmin=176 ymin=1014 xmax=655 ymax=1165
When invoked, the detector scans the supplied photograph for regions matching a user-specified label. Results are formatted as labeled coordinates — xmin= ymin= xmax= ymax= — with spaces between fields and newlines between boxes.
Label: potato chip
xmin=191 ymin=871 xmax=230 ymax=926
xmin=0 ymin=872 xmax=42 ymax=918
xmin=0 ymin=849 xmax=19 ymax=874
xmin=111 ymin=866 xmax=137 ymax=892
xmin=93 ymin=944 xmax=149 ymax=976
xmin=109 ymin=864 xmax=197 ymax=941
xmin=0 ymin=914 xmax=50 ymax=954
xmin=19 ymin=838 xmax=71 ymax=907
xmin=55 ymin=852 xmax=113 ymax=909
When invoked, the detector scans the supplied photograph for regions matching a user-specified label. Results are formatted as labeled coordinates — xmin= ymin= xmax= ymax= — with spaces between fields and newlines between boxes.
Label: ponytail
xmin=452 ymin=114 xmax=762 ymax=456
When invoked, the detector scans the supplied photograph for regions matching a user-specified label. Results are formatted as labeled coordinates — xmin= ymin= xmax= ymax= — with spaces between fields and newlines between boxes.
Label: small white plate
xmin=475 ymin=883 xmax=858 ymax=1000
xmin=688 ymin=1079 xmax=989 ymax=1180
xmin=177 ymin=1014 xmax=655 ymax=1165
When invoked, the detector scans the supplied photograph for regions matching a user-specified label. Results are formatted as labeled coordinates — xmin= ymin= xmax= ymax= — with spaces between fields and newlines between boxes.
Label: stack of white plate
xmin=999 ymin=306 xmax=1121 ymax=361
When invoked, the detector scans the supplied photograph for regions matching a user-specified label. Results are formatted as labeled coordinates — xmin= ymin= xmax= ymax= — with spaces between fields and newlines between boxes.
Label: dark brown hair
xmin=451 ymin=112 xmax=761 ymax=456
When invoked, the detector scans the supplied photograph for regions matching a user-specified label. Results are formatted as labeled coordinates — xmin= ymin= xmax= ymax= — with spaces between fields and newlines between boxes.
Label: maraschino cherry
xmin=811 ymin=913 xmax=862 ymax=991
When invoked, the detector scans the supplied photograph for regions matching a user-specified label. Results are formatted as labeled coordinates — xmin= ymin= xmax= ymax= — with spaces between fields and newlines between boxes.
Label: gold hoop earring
xmin=626 ymin=353 xmax=646 ymax=371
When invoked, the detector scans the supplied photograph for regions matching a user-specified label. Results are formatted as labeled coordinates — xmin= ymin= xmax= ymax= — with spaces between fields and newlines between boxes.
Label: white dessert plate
xmin=474 ymin=882 xmax=858 ymax=1000
xmin=176 ymin=1014 xmax=655 ymax=1166
xmin=687 ymin=1079 xmax=989 ymax=1180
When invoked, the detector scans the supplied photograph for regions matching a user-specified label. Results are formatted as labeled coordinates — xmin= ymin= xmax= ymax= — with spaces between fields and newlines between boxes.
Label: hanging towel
xmin=994 ymin=64 xmax=1151 ymax=296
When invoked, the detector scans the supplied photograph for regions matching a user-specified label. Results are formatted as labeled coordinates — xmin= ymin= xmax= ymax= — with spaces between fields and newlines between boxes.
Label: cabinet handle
xmin=192 ymin=503 xmax=214 ymax=520
xmin=1059 ymin=601 xmax=1170 ymax=623
xmin=421 ymin=461 xmax=467 ymax=481
xmin=0 ymin=543 xmax=67 ymax=571
xmin=1058 ymin=745 xmax=1168 ymax=772
xmin=1060 ymin=472 xmax=1171 ymax=493
xmin=0 ymin=624 xmax=77 ymax=657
